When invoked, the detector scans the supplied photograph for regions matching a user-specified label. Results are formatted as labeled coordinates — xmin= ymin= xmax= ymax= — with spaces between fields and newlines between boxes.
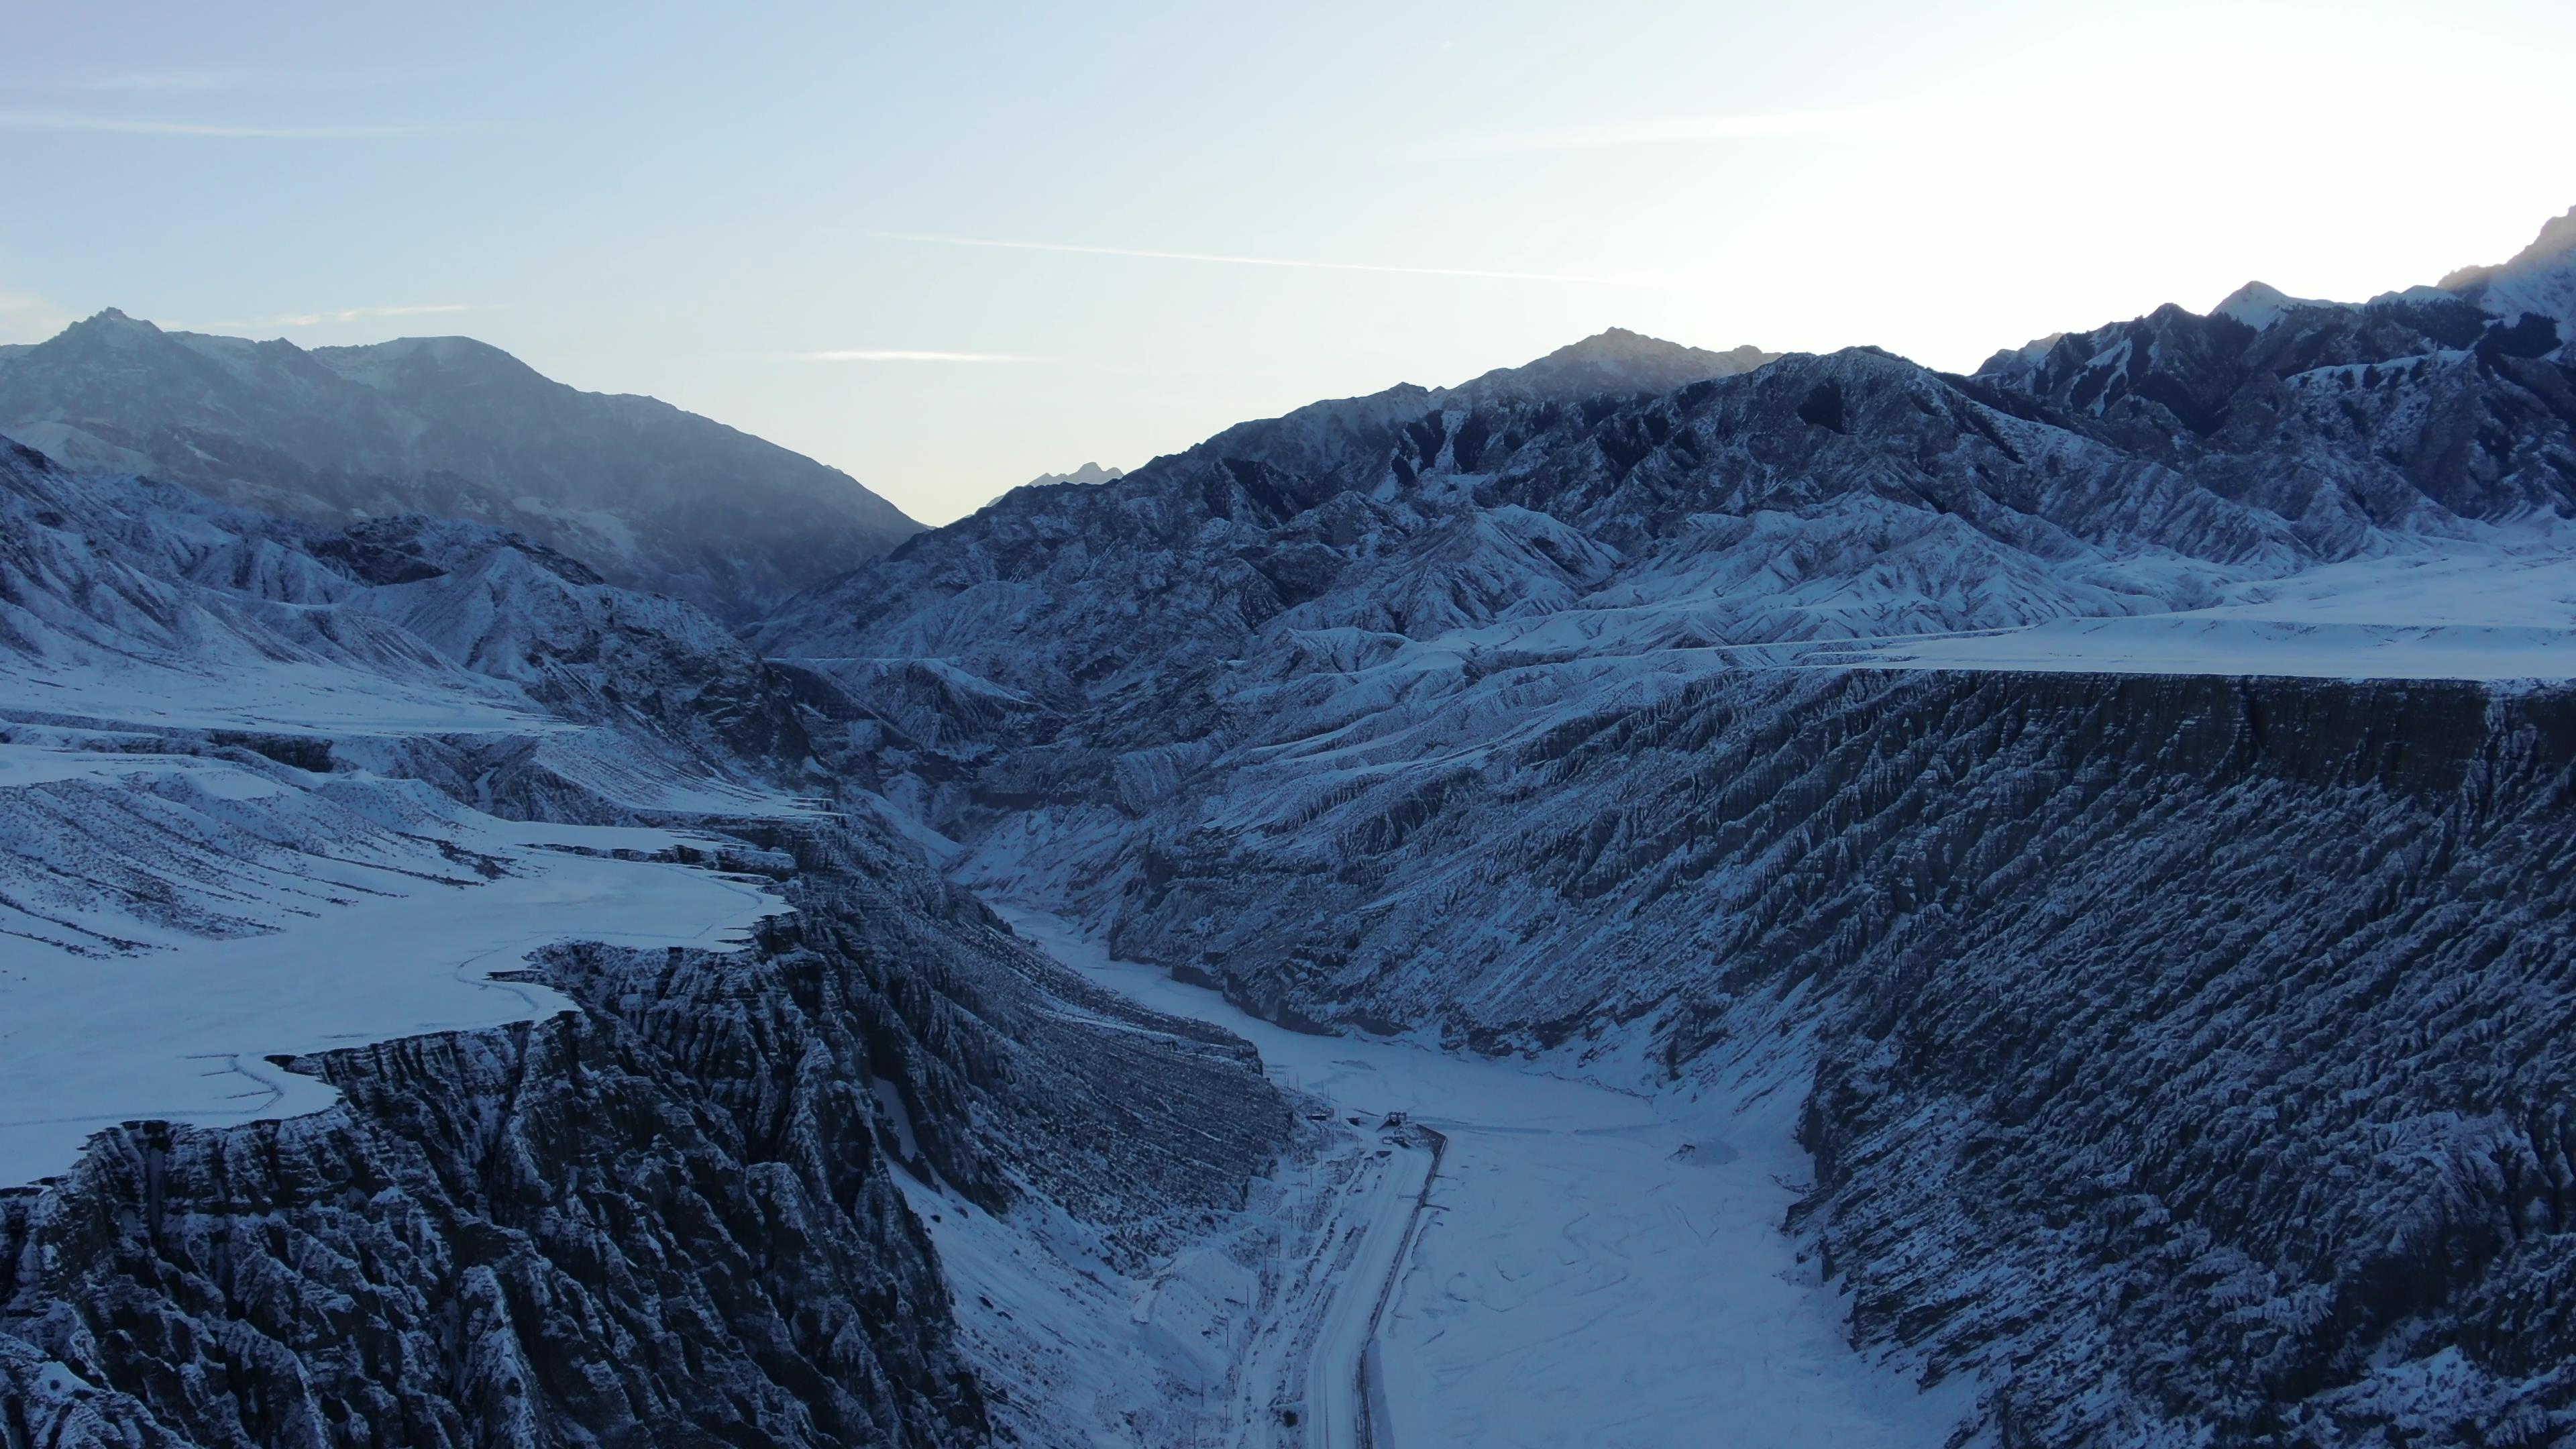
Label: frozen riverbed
xmin=998 ymin=904 xmax=1965 ymax=1448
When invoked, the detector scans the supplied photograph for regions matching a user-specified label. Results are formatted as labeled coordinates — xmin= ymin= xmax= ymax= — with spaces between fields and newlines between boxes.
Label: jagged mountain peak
xmin=2210 ymin=280 xmax=2348 ymax=331
xmin=2510 ymin=203 xmax=2576 ymax=267
xmin=42 ymin=307 xmax=174 ymax=354
xmin=1446 ymin=327 xmax=1779 ymax=402
xmin=1545 ymin=325 xmax=1704 ymax=362
xmin=47 ymin=308 xmax=304 ymax=362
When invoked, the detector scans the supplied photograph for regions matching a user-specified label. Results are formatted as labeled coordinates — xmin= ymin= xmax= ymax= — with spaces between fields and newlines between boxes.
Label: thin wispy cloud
xmin=270 ymin=303 xmax=476 ymax=327
xmin=175 ymin=303 xmax=484 ymax=333
xmin=870 ymin=232 xmax=1658 ymax=286
xmin=71 ymin=64 xmax=462 ymax=94
xmin=0 ymin=112 xmax=451 ymax=139
xmin=797 ymin=349 xmax=1052 ymax=363
xmin=1427 ymin=107 xmax=1896 ymax=157
xmin=78 ymin=70 xmax=256 ymax=93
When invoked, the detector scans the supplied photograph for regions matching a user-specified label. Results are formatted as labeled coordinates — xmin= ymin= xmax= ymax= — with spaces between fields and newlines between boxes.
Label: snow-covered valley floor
xmin=975 ymin=904 xmax=1967 ymax=1448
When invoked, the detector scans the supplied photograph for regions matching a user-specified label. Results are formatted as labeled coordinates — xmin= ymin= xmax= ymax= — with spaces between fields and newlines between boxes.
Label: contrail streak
xmin=870 ymin=231 xmax=1657 ymax=286
xmin=797 ymin=349 xmax=1051 ymax=363
xmin=0 ymin=112 xmax=447 ymax=138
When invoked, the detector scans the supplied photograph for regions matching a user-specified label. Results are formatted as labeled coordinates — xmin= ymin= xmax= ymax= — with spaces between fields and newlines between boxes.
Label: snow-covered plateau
xmin=6 ymin=204 xmax=2576 ymax=1448
xmin=0 ymin=738 xmax=792 ymax=1187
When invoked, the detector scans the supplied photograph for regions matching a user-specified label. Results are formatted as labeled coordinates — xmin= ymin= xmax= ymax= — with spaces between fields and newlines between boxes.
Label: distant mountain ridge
xmin=1024 ymin=461 xmax=1126 ymax=488
xmin=0 ymin=311 xmax=922 ymax=623
xmin=760 ymin=202 xmax=2576 ymax=684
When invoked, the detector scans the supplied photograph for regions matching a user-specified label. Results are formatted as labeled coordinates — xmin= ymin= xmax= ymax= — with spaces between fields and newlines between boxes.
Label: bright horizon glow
xmin=3 ymin=1 xmax=2572 ymax=525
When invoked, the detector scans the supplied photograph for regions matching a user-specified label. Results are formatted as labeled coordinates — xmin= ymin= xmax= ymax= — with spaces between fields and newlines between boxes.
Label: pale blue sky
xmin=7 ymin=1 xmax=2572 ymax=522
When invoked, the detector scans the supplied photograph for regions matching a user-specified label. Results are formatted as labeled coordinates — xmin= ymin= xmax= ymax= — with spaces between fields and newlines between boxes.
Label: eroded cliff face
xmin=960 ymin=667 xmax=2576 ymax=1446
xmin=1 ymin=954 xmax=975 ymax=1447
xmin=0 ymin=822 xmax=1289 ymax=1449
xmin=1789 ymin=689 xmax=2576 ymax=1446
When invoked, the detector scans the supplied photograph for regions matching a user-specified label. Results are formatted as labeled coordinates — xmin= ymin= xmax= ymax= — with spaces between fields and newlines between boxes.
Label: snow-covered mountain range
xmin=748 ymin=208 xmax=2576 ymax=1446
xmin=0 ymin=311 xmax=921 ymax=623
xmin=4 ymin=206 xmax=2575 ymax=1448
xmin=763 ymin=215 xmax=2572 ymax=686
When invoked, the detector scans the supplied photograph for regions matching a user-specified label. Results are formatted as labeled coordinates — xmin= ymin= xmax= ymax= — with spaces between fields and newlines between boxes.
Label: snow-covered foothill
xmin=1827 ymin=539 xmax=2576 ymax=680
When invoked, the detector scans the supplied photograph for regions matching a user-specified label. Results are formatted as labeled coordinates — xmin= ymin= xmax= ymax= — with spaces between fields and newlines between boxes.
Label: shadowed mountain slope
xmin=0 ymin=313 xmax=920 ymax=623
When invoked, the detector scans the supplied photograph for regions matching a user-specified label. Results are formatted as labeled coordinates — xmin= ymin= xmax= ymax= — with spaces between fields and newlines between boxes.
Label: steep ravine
xmin=950 ymin=666 xmax=2576 ymax=1447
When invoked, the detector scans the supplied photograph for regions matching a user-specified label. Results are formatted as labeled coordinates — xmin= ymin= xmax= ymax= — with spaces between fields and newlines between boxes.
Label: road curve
xmin=1303 ymin=1131 xmax=1432 ymax=1448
